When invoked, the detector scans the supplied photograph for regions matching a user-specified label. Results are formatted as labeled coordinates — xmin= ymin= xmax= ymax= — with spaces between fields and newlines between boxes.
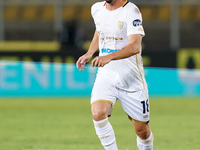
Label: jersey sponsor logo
xmin=100 ymin=36 xmax=123 ymax=43
xmin=106 ymin=36 xmax=123 ymax=41
xmin=98 ymin=31 xmax=124 ymax=44
xmin=100 ymin=37 xmax=105 ymax=41
xmin=101 ymin=48 xmax=120 ymax=53
xmin=117 ymin=21 xmax=124 ymax=29
xmin=133 ymin=19 xmax=142 ymax=27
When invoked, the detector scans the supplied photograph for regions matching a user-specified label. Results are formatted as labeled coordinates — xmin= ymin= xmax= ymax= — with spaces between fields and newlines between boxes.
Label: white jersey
xmin=91 ymin=1 xmax=147 ymax=91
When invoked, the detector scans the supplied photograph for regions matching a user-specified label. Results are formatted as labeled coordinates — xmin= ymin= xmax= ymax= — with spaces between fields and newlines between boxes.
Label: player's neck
xmin=106 ymin=0 xmax=127 ymax=11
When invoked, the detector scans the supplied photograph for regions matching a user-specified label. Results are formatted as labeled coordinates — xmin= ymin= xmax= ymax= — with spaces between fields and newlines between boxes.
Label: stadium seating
xmin=179 ymin=5 xmax=192 ymax=21
xmin=139 ymin=6 xmax=154 ymax=21
xmin=22 ymin=5 xmax=38 ymax=21
xmin=157 ymin=5 xmax=170 ymax=21
xmin=63 ymin=5 xmax=77 ymax=20
xmin=4 ymin=6 xmax=19 ymax=21
xmin=78 ymin=5 xmax=92 ymax=21
xmin=2 ymin=3 xmax=200 ymax=51
xmin=4 ymin=5 xmax=200 ymax=22
xmin=41 ymin=6 xmax=54 ymax=21
xmin=6 ymin=0 xmax=24 ymax=4
xmin=63 ymin=5 xmax=92 ymax=21
xmin=195 ymin=6 xmax=200 ymax=21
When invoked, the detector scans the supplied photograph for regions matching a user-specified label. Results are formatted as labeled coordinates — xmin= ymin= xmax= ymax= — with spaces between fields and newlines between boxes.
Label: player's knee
xmin=92 ymin=110 xmax=108 ymax=121
xmin=136 ymin=128 xmax=150 ymax=139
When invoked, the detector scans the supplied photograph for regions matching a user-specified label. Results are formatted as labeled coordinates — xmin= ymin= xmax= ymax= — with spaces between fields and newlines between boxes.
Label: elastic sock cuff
xmin=137 ymin=131 xmax=154 ymax=143
xmin=93 ymin=118 xmax=109 ymax=128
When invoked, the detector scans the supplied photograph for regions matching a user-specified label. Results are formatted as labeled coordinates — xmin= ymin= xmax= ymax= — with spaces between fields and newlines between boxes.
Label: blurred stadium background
xmin=0 ymin=0 xmax=200 ymax=149
xmin=0 ymin=0 xmax=200 ymax=67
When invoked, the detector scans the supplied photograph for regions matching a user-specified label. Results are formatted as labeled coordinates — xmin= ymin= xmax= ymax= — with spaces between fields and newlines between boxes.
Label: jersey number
xmin=141 ymin=99 xmax=149 ymax=114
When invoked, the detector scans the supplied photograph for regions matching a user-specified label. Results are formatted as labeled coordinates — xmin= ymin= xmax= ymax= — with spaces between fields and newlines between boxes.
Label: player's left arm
xmin=92 ymin=34 xmax=142 ymax=67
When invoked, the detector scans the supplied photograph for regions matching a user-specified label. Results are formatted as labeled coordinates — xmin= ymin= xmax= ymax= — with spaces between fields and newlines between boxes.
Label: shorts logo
xmin=133 ymin=19 xmax=142 ymax=27
xmin=117 ymin=21 xmax=124 ymax=29
xmin=143 ymin=114 xmax=149 ymax=118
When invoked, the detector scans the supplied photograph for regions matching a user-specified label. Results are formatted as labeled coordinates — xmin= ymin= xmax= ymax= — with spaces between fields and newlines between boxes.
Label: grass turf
xmin=0 ymin=97 xmax=199 ymax=150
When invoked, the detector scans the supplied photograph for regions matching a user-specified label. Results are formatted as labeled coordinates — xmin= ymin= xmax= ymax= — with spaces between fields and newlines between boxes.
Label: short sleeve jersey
xmin=91 ymin=1 xmax=147 ymax=91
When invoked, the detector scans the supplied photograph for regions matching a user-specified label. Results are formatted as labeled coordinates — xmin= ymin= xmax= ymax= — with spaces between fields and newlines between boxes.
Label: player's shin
xmin=93 ymin=118 xmax=118 ymax=150
xmin=137 ymin=131 xmax=154 ymax=150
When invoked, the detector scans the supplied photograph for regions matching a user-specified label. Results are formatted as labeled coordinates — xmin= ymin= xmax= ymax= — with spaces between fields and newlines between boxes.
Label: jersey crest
xmin=117 ymin=21 xmax=124 ymax=29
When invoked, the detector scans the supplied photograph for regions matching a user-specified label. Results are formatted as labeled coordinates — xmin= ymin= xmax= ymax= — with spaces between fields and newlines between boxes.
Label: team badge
xmin=117 ymin=21 xmax=124 ymax=29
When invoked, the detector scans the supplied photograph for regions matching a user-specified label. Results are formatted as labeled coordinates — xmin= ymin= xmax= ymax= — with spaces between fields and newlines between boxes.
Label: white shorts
xmin=91 ymin=75 xmax=150 ymax=123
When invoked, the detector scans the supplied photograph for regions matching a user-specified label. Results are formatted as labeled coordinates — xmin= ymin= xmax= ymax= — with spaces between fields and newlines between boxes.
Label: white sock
xmin=93 ymin=118 xmax=118 ymax=150
xmin=137 ymin=131 xmax=154 ymax=150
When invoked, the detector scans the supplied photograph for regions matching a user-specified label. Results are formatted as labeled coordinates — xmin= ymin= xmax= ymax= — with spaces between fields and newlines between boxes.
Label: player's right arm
xmin=76 ymin=30 xmax=99 ymax=71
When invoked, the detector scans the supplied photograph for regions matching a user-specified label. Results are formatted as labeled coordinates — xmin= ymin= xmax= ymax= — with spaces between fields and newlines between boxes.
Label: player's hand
xmin=92 ymin=55 xmax=111 ymax=67
xmin=76 ymin=53 xmax=92 ymax=71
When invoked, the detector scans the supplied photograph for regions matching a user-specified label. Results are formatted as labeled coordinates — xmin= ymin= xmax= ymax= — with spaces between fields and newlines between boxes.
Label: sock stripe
xmin=104 ymin=141 xmax=116 ymax=147
xmin=93 ymin=118 xmax=109 ymax=128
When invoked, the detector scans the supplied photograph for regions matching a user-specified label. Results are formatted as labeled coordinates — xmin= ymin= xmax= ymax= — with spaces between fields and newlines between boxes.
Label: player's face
xmin=106 ymin=0 xmax=117 ymax=4
xmin=106 ymin=0 xmax=112 ymax=3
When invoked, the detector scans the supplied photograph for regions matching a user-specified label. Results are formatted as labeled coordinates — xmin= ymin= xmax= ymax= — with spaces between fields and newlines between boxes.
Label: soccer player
xmin=76 ymin=0 xmax=154 ymax=149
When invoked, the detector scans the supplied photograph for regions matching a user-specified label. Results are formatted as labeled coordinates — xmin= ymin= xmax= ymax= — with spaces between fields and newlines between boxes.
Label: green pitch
xmin=0 ymin=97 xmax=199 ymax=150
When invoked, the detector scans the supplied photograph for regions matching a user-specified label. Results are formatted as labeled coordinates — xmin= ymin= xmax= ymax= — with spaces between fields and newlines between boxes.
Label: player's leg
xmin=91 ymin=101 xmax=118 ymax=150
xmin=132 ymin=120 xmax=153 ymax=150
xmin=91 ymin=75 xmax=118 ymax=150
xmin=91 ymin=101 xmax=112 ymax=121
xmin=117 ymin=87 xmax=153 ymax=150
